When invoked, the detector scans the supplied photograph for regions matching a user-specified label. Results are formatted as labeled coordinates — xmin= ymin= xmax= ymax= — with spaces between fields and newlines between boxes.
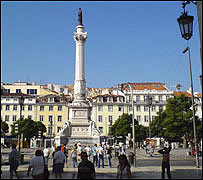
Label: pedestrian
xmin=61 ymin=144 xmax=68 ymax=167
xmin=77 ymin=151 xmax=95 ymax=179
xmin=92 ymin=144 xmax=98 ymax=167
xmin=116 ymin=154 xmax=131 ymax=179
xmin=158 ymin=144 xmax=172 ymax=179
xmin=27 ymin=149 xmax=48 ymax=179
xmin=103 ymin=143 xmax=107 ymax=159
xmin=106 ymin=145 xmax=112 ymax=168
xmin=85 ymin=145 xmax=92 ymax=161
xmin=97 ymin=144 xmax=104 ymax=168
xmin=43 ymin=145 xmax=50 ymax=163
xmin=77 ymin=143 xmax=82 ymax=162
xmin=9 ymin=144 xmax=20 ymax=179
xmin=53 ymin=146 xmax=66 ymax=179
xmin=71 ymin=146 xmax=78 ymax=168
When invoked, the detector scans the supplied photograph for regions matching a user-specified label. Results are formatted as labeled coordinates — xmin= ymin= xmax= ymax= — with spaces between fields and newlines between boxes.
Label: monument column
xmin=73 ymin=9 xmax=87 ymax=102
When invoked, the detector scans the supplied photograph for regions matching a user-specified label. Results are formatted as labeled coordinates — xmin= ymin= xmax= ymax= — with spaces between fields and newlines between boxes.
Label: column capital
xmin=73 ymin=32 xmax=87 ymax=43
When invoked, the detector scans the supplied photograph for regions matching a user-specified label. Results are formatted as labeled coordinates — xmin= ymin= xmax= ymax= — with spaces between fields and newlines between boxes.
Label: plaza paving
xmin=1 ymin=148 xmax=202 ymax=179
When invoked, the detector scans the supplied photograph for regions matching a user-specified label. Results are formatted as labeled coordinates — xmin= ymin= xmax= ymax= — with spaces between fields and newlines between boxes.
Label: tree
xmin=1 ymin=119 xmax=9 ymax=133
xmin=151 ymin=94 xmax=202 ymax=142
xmin=11 ymin=117 xmax=46 ymax=146
xmin=111 ymin=113 xmax=148 ymax=142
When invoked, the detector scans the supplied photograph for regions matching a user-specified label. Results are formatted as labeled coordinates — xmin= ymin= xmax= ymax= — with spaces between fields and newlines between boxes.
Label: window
xmin=98 ymin=96 xmax=103 ymax=102
xmin=16 ymin=89 xmax=21 ymax=93
xmin=166 ymin=95 xmax=170 ymax=100
xmin=40 ymin=115 xmax=44 ymax=122
xmin=58 ymin=106 xmax=62 ymax=111
xmin=144 ymin=116 xmax=148 ymax=122
xmin=144 ymin=96 xmax=147 ymax=102
xmin=5 ymin=89 xmax=10 ymax=93
xmin=40 ymin=106 xmax=44 ymax=111
xmin=99 ymin=127 xmax=103 ymax=133
xmin=119 ymin=97 xmax=123 ymax=102
xmin=129 ymin=105 xmax=132 ymax=111
xmin=57 ymin=127 xmax=62 ymax=133
xmin=28 ymin=115 xmax=32 ymax=119
xmin=27 ymin=89 xmax=37 ymax=95
xmin=48 ymin=127 xmax=53 ymax=135
xmin=6 ymin=105 xmax=10 ymax=111
xmin=58 ymin=115 xmax=62 ymax=122
xmin=136 ymin=105 xmax=141 ymax=111
xmin=6 ymin=98 xmax=10 ymax=101
xmin=28 ymin=105 xmax=32 ymax=111
xmin=159 ymin=105 xmax=163 ymax=111
xmin=49 ymin=106 xmax=53 ymax=111
xmin=118 ymin=106 xmax=124 ymax=112
xmin=50 ymin=97 xmax=54 ymax=102
xmin=159 ymin=95 xmax=163 ymax=102
xmin=109 ymin=116 xmax=113 ymax=126
xmin=28 ymin=98 xmax=32 ymax=102
xmin=152 ymin=106 xmax=156 ymax=111
xmin=109 ymin=97 xmax=113 ymax=102
xmin=136 ymin=96 xmax=140 ymax=102
xmin=98 ymin=105 xmax=103 ymax=112
xmin=13 ymin=105 xmax=17 ymax=111
xmin=49 ymin=116 xmax=53 ymax=125
xmin=137 ymin=116 xmax=141 ymax=122
xmin=21 ymin=105 xmax=24 ymax=111
xmin=14 ymin=98 xmax=18 ymax=101
xmin=98 ymin=115 xmax=103 ymax=122
xmin=13 ymin=115 xmax=17 ymax=122
xmin=108 ymin=105 xmax=113 ymax=112
xmin=144 ymin=106 xmax=148 ymax=111
xmin=5 ymin=115 xmax=9 ymax=122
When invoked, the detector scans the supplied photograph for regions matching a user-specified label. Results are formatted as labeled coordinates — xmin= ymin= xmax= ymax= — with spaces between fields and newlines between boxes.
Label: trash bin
xmin=128 ymin=152 xmax=134 ymax=164
xmin=20 ymin=154 xmax=24 ymax=164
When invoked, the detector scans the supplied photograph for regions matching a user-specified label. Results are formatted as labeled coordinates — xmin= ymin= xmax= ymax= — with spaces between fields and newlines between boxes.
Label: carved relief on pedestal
xmin=73 ymin=32 xmax=87 ymax=43
xmin=74 ymin=80 xmax=86 ymax=100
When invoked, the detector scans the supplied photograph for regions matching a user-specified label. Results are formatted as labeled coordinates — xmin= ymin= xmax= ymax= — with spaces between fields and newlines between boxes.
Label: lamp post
xmin=146 ymin=94 xmax=153 ymax=138
xmin=177 ymin=3 xmax=200 ymax=168
xmin=118 ymin=83 xmax=136 ymax=167
xmin=182 ymin=47 xmax=200 ymax=168
xmin=18 ymin=95 xmax=24 ymax=152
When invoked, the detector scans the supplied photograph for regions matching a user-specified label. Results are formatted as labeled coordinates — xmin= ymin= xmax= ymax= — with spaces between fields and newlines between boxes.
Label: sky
xmin=1 ymin=1 xmax=202 ymax=93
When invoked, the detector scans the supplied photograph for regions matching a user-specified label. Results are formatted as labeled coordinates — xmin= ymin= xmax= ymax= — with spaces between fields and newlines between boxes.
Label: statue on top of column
xmin=78 ymin=8 xmax=83 ymax=25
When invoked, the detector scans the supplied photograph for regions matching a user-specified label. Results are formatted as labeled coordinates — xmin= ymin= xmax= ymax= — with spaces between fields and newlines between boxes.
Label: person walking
xmin=106 ymin=145 xmax=112 ymax=168
xmin=61 ymin=144 xmax=68 ymax=167
xmin=85 ymin=145 xmax=92 ymax=161
xmin=43 ymin=145 xmax=50 ymax=163
xmin=97 ymin=144 xmax=104 ymax=168
xmin=9 ymin=144 xmax=20 ymax=179
xmin=77 ymin=143 xmax=82 ymax=162
xmin=27 ymin=149 xmax=48 ymax=179
xmin=158 ymin=144 xmax=172 ymax=179
xmin=116 ymin=154 xmax=131 ymax=179
xmin=53 ymin=146 xmax=66 ymax=179
xmin=77 ymin=152 xmax=95 ymax=179
xmin=71 ymin=146 xmax=78 ymax=168
xmin=92 ymin=144 xmax=98 ymax=167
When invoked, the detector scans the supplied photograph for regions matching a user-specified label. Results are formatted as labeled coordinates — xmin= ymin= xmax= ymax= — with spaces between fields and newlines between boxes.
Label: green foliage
xmin=111 ymin=113 xmax=148 ymax=142
xmin=111 ymin=113 xmax=132 ymax=137
xmin=1 ymin=120 xmax=9 ymax=133
xmin=11 ymin=117 xmax=46 ymax=140
xmin=151 ymin=94 xmax=202 ymax=142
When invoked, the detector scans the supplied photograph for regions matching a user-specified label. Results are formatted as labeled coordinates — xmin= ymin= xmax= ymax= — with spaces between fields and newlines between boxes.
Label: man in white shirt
xmin=53 ymin=146 xmax=66 ymax=179
xmin=43 ymin=146 xmax=50 ymax=162
xmin=97 ymin=144 xmax=104 ymax=168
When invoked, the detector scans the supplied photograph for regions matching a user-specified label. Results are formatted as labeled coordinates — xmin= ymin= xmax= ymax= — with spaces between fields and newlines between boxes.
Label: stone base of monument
xmin=54 ymin=135 xmax=100 ymax=147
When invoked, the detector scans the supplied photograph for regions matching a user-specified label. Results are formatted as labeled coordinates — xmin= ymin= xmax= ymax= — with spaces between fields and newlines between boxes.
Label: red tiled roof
xmin=173 ymin=91 xmax=192 ymax=97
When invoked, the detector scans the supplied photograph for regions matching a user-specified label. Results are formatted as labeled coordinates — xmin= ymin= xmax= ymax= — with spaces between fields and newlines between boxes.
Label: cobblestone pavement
xmin=1 ymin=148 xmax=202 ymax=179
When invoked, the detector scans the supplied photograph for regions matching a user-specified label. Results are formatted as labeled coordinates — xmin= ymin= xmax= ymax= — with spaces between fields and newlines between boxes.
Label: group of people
xmin=7 ymin=142 xmax=172 ymax=179
xmin=70 ymin=143 xmax=113 ymax=169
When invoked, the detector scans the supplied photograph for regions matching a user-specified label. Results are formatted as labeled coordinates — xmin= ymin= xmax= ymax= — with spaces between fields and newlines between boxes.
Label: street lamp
xmin=177 ymin=2 xmax=200 ymax=168
xmin=146 ymin=94 xmax=153 ymax=138
xmin=182 ymin=47 xmax=200 ymax=168
xmin=18 ymin=94 xmax=24 ymax=152
xmin=118 ymin=83 xmax=136 ymax=167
